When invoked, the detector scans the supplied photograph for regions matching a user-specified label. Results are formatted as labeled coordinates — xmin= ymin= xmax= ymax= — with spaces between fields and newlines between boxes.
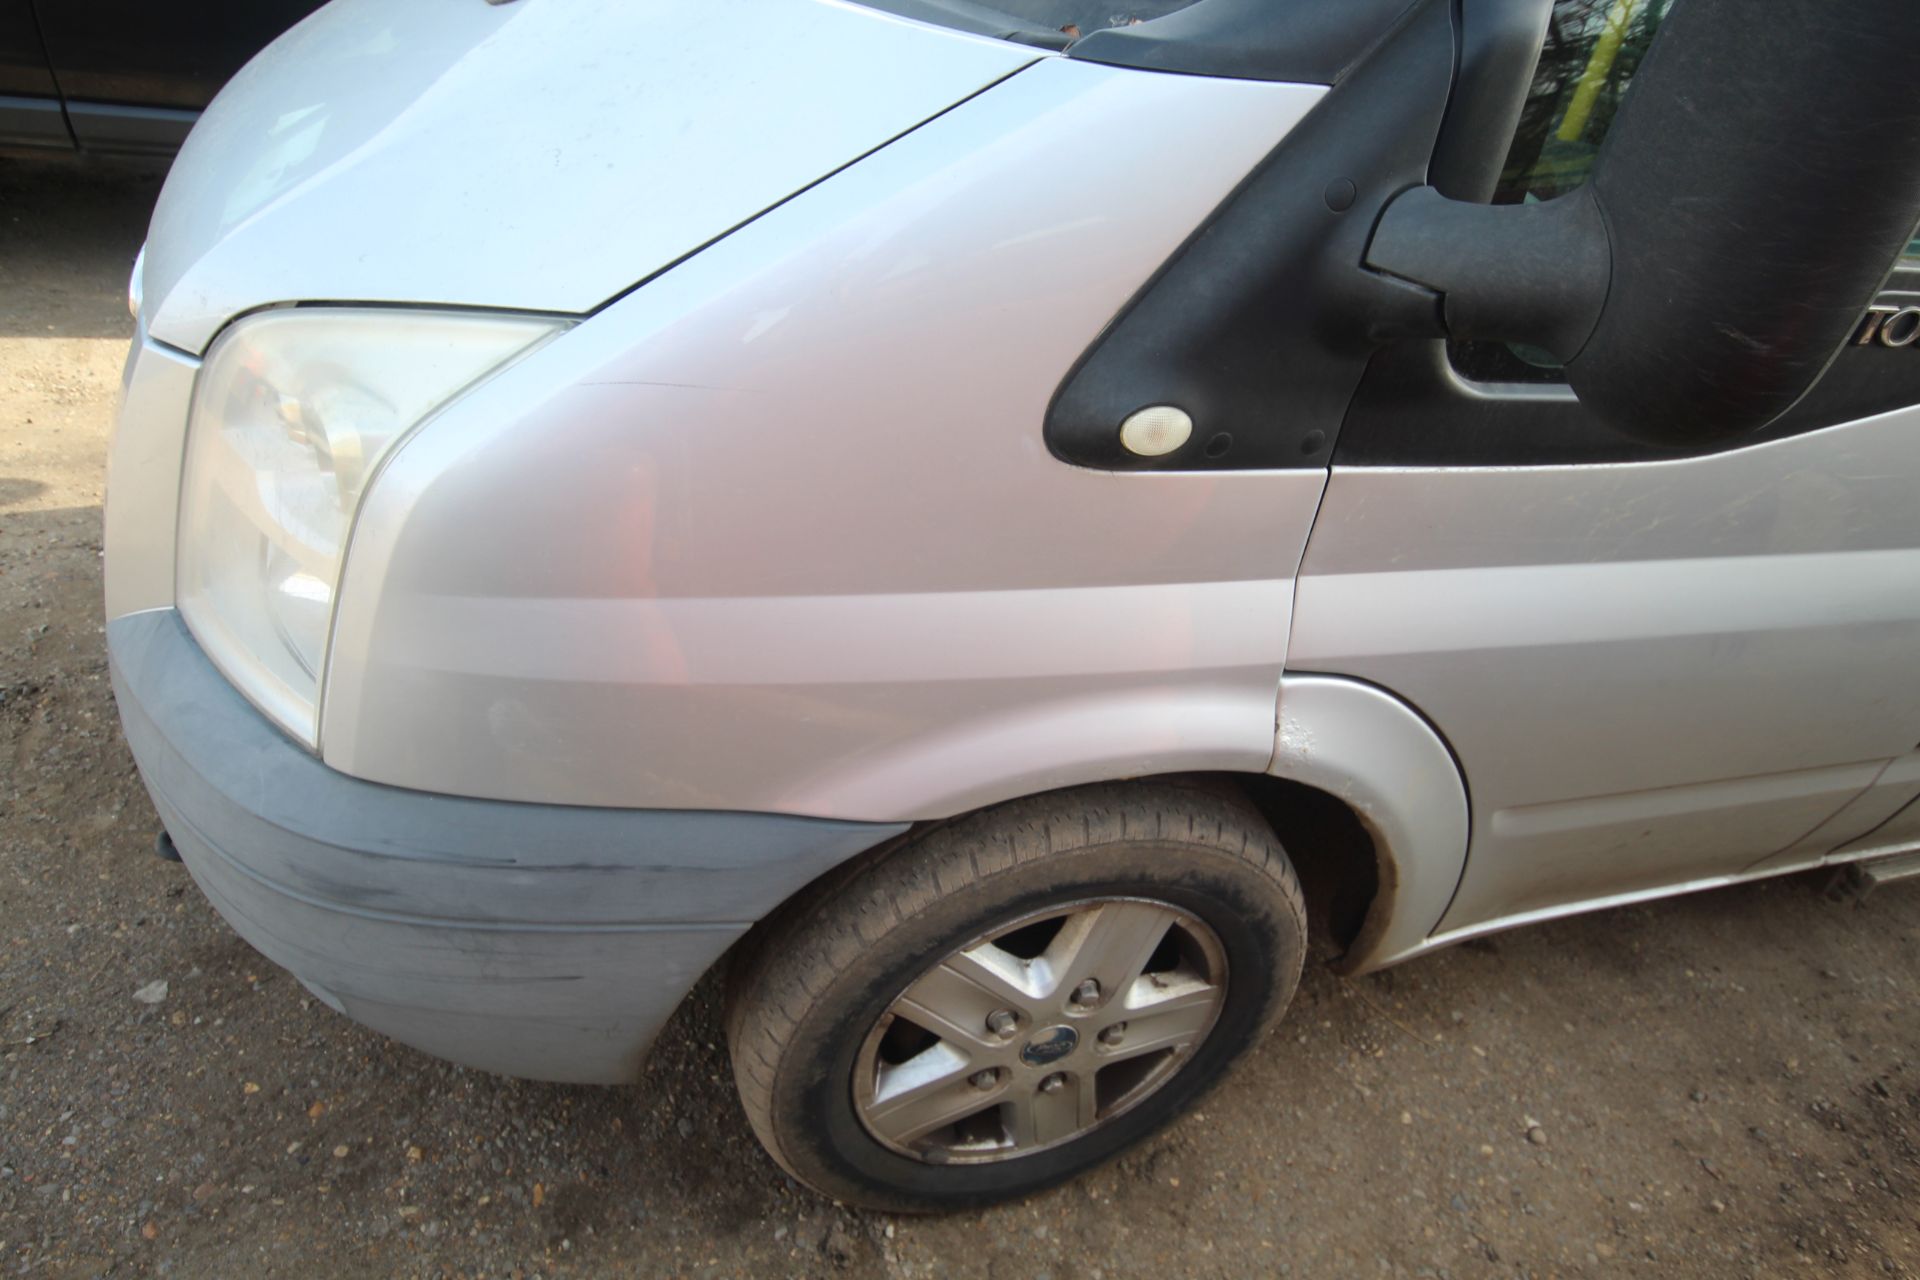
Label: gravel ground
xmin=4 ymin=158 xmax=1920 ymax=1279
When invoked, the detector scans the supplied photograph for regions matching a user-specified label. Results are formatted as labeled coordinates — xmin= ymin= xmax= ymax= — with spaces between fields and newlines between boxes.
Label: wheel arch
xmin=730 ymin=669 xmax=1471 ymax=996
xmin=1263 ymin=672 xmax=1472 ymax=973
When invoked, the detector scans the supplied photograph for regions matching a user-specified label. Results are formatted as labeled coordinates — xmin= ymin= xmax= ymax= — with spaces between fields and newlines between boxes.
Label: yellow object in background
xmin=1557 ymin=0 xmax=1638 ymax=143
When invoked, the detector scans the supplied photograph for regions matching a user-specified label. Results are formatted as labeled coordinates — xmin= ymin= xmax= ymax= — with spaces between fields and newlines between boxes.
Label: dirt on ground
xmin=2 ymin=158 xmax=1919 ymax=1280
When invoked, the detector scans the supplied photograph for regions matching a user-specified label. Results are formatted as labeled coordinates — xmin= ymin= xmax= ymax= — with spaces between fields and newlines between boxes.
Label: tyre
xmin=725 ymin=781 xmax=1307 ymax=1212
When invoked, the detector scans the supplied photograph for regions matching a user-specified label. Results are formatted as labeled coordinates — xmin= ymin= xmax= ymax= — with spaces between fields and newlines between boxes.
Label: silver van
xmin=105 ymin=0 xmax=1920 ymax=1211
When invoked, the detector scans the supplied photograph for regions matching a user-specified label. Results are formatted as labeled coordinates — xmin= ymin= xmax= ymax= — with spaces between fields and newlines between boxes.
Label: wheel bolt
xmin=1071 ymin=978 xmax=1101 ymax=1006
xmin=1099 ymin=1022 xmax=1126 ymax=1046
xmin=1039 ymin=1073 xmax=1067 ymax=1094
xmin=986 ymin=1009 xmax=1019 ymax=1037
xmin=969 ymin=1069 xmax=999 ymax=1090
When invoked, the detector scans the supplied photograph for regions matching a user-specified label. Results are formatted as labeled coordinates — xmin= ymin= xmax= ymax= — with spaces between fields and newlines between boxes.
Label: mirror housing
xmin=1366 ymin=0 xmax=1920 ymax=445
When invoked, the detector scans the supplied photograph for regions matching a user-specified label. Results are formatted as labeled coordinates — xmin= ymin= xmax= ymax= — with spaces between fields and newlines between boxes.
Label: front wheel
xmin=725 ymin=782 xmax=1307 ymax=1212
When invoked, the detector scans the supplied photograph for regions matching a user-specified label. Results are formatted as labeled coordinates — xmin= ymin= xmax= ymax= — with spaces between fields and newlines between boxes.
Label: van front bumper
xmin=107 ymin=609 xmax=904 ymax=1083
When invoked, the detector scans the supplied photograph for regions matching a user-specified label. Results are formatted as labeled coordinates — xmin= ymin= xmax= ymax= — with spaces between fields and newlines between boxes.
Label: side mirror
xmin=1365 ymin=0 xmax=1920 ymax=445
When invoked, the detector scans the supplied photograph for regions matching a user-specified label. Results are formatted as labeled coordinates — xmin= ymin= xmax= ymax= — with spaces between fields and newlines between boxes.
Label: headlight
xmin=176 ymin=308 xmax=563 ymax=746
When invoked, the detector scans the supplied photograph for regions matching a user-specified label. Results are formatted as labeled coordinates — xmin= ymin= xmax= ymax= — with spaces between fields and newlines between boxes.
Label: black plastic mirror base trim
xmin=1043 ymin=0 xmax=1457 ymax=473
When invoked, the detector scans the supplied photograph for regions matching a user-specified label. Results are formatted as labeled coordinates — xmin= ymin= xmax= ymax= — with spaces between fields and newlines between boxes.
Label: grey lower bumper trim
xmin=109 ymin=609 xmax=906 ymax=1083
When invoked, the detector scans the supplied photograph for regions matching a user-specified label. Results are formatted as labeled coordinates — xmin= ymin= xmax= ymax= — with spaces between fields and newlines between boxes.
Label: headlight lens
xmin=177 ymin=308 xmax=563 ymax=746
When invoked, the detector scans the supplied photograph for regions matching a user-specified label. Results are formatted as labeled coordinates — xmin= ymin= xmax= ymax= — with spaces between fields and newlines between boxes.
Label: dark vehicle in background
xmin=0 ymin=0 xmax=321 ymax=154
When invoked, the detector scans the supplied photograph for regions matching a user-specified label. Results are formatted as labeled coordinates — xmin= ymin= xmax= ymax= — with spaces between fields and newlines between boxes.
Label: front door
xmin=1289 ymin=0 xmax=1920 ymax=936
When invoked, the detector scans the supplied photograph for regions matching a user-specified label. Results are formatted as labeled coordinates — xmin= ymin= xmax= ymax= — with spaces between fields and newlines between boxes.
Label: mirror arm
xmin=1363 ymin=184 xmax=1611 ymax=360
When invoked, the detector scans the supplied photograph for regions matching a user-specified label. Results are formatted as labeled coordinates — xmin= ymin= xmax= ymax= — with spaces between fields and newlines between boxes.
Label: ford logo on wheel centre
xmin=1020 ymin=1025 xmax=1080 ymax=1066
